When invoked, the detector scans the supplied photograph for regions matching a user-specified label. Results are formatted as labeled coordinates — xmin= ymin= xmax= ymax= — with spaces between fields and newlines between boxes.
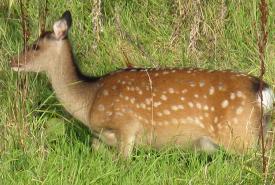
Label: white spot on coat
xmin=163 ymin=109 xmax=171 ymax=115
xmin=140 ymin=103 xmax=146 ymax=109
xmin=188 ymin=102 xmax=194 ymax=108
xmin=172 ymin=119 xmax=178 ymax=125
xmin=209 ymin=87 xmax=215 ymax=95
xmin=171 ymin=105 xmax=178 ymax=111
xmin=157 ymin=112 xmax=163 ymax=117
xmin=103 ymin=90 xmax=109 ymax=96
xmin=130 ymin=98 xmax=135 ymax=104
xmin=221 ymin=100 xmax=229 ymax=108
xmin=236 ymin=91 xmax=243 ymax=98
xmin=153 ymin=102 xmax=162 ymax=107
xmin=196 ymin=103 xmax=202 ymax=109
xmin=160 ymin=95 xmax=168 ymax=101
xmin=236 ymin=107 xmax=244 ymax=115
xmin=168 ymin=88 xmax=175 ymax=94
xmin=199 ymin=81 xmax=205 ymax=87
xmin=230 ymin=93 xmax=236 ymax=100
xmin=203 ymin=105 xmax=209 ymax=111
xmin=214 ymin=117 xmax=218 ymax=123
xmin=181 ymin=89 xmax=188 ymax=94
xmin=98 ymin=104 xmax=105 ymax=111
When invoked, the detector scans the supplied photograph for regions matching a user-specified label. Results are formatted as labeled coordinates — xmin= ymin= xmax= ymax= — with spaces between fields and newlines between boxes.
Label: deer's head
xmin=10 ymin=11 xmax=72 ymax=73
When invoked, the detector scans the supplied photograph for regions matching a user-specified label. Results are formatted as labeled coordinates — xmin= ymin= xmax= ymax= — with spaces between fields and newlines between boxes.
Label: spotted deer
xmin=11 ymin=11 xmax=274 ymax=158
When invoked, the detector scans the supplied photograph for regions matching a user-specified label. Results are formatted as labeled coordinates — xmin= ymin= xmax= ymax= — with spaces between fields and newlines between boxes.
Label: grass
xmin=0 ymin=0 xmax=274 ymax=184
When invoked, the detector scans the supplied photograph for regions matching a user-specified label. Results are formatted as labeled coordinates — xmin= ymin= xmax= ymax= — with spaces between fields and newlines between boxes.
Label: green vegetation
xmin=0 ymin=0 xmax=274 ymax=184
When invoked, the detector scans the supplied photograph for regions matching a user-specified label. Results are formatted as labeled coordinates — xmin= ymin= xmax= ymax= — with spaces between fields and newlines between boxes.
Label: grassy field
xmin=0 ymin=0 xmax=274 ymax=184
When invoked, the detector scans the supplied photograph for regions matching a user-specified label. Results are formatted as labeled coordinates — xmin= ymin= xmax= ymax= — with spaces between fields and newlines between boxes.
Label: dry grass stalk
xmin=19 ymin=0 xmax=30 ymax=47
xmin=200 ymin=0 xmax=227 ymax=60
xmin=114 ymin=6 xmax=133 ymax=68
xmin=265 ymin=129 xmax=275 ymax=184
xmin=169 ymin=0 xmax=188 ymax=48
xmin=145 ymin=70 xmax=155 ymax=145
xmin=120 ymin=42 xmax=133 ymax=68
xmin=187 ymin=0 xmax=202 ymax=57
xmin=17 ymin=0 xmax=31 ymax=150
xmin=114 ymin=6 xmax=123 ymax=38
xmin=213 ymin=0 xmax=227 ymax=37
xmin=0 ymin=125 xmax=4 ymax=153
xmin=39 ymin=0 xmax=48 ymax=34
xmin=257 ymin=0 xmax=269 ymax=177
xmin=220 ymin=0 xmax=227 ymax=25
xmin=114 ymin=5 xmax=157 ymax=67
xmin=91 ymin=0 xmax=103 ymax=49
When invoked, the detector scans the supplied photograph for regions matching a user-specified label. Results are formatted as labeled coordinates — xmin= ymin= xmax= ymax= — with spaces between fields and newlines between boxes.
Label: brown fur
xmin=90 ymin=69 xmax=262 ymax=153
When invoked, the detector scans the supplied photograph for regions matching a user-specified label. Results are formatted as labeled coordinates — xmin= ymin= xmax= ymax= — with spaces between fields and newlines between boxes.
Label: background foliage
xmin=0 ymin=0 xmax=274 ymax=184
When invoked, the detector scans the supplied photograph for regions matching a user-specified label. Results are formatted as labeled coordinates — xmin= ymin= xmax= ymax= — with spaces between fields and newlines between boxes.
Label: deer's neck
xmin=47 ymin=44 xmax=98 ymax=127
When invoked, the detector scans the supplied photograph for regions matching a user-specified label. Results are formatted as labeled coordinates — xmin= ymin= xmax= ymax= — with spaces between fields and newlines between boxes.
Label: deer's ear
xmin=53 ymin=11 xmax=72 ymax=40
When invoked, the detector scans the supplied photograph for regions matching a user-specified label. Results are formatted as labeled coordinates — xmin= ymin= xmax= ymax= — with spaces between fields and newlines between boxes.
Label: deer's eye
xmin=32 ymin=44 xmax=40 ymax=51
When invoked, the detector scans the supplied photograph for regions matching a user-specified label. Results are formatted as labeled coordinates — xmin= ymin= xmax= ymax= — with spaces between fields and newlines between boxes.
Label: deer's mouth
xmin=10 ymin=60 xmax=24 ymax=71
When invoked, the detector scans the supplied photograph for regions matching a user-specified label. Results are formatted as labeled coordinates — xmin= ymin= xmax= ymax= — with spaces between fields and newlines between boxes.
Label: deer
xmin=10 ymin=11 xmax=274 ymax=158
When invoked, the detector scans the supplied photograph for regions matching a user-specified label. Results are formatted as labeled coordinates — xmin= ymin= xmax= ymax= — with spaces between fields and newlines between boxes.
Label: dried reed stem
xmin=257 ymin=0 xmax=268 ymax=176
xmin=264 ymin=130 xmax=274 ymax=184
xmin=219 ymin=0 xmax=227 ymax=31
xmin=91 ymin=0 xmax=103 ymax=49
xmin=114 ymin=5 xmax=156 ymax=66
xmin=39 ymin=0 xmax=48 ymax=34
xmin=145 ymin=70 xmax=155 ymax=145
xmin=19 ymin=0 xmax=30 ymax=48
xmin=169 ymin=0 xmax=187 ymax=47
xmin=18 ymin=0 xmax=30 ymax=149
xmin=187 ymin=0 xmax=202 ymax=56
xmin=220 ymin=0 xmax=227 ymax=23
xmin=114 ymin=6 xmax=133 ymax=68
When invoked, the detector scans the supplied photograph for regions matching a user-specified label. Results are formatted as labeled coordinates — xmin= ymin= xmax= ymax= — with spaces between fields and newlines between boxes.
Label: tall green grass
xmin=0 ymin=0 xmax=274 ymax=184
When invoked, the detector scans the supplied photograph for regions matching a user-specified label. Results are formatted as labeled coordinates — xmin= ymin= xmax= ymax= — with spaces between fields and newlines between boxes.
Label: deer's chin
xmin=11 ymin=66 xmax=25 ymax=72
xmin=12 ymin=67 xmax=43 ymax=73
xmin=10 ymin=61 xmax=24 ymax=71
xmin=11 ymin=64 xmax=42 ymax=72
